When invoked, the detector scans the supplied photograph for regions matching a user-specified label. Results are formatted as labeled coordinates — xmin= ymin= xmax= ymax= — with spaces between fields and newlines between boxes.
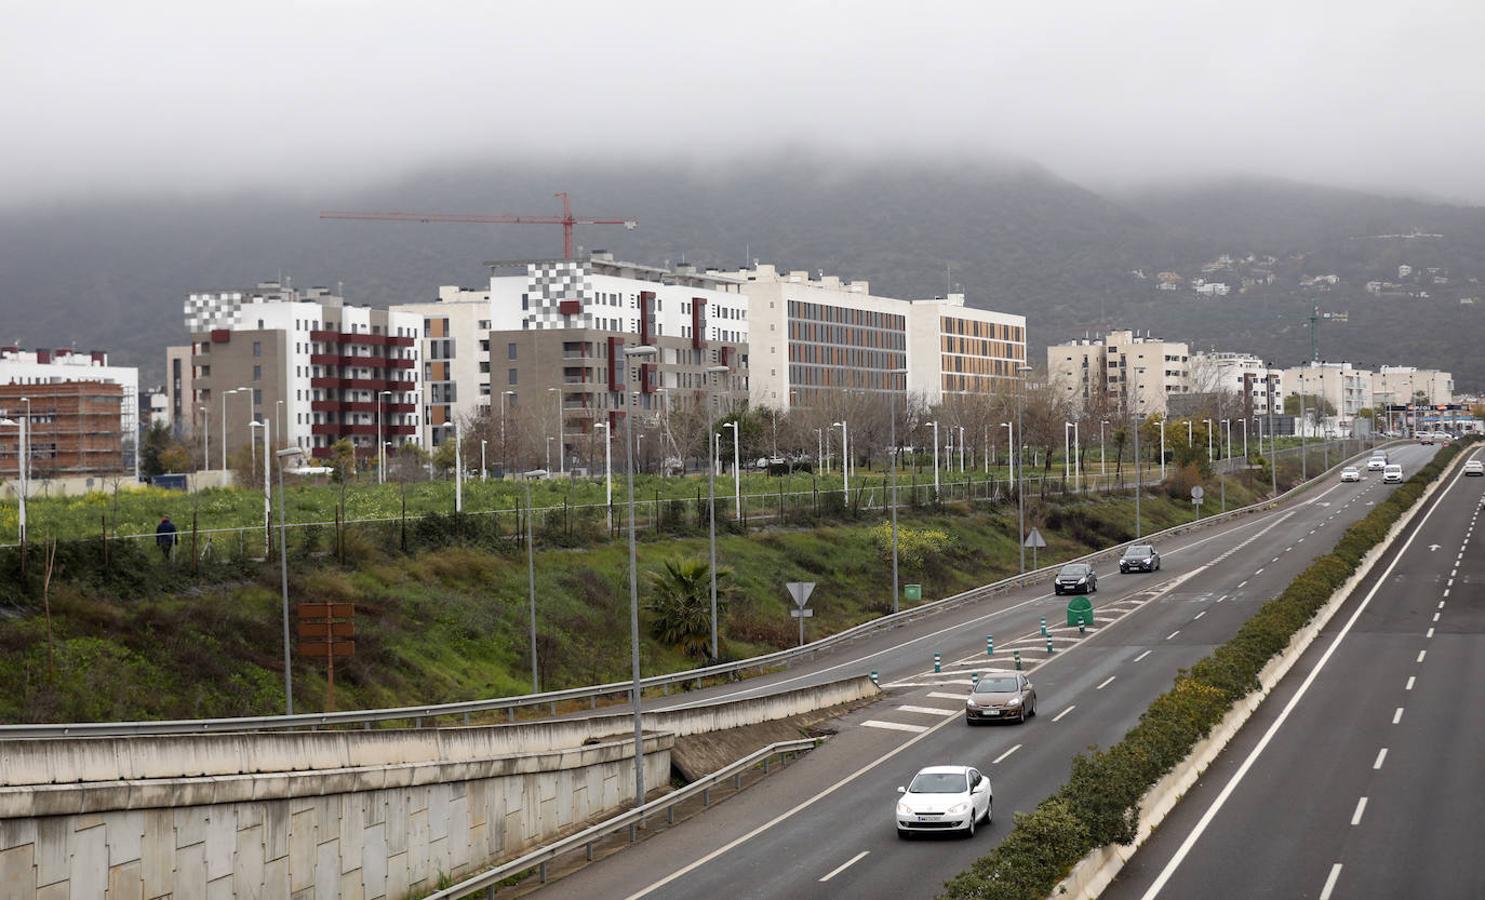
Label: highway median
xmin=938 ymin=437 xmax=1477 ymax=900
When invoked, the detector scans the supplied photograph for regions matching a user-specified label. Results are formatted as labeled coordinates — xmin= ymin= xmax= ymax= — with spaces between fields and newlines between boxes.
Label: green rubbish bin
xmin=1066 ymin=596 xmax=1094 ymax=628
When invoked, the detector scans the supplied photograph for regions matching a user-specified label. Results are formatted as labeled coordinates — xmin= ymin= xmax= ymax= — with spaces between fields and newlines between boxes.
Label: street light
xmin=480 ymin=439 xmax=487 ymax=481
xmin=723 ymin=421 xmax=741 ymax=517
xmin=377 ymin=390 xmax=392 ymax=485
xmin=958 ymin=425 xmax=966 ymax=474
xmin=0 ymin=417 xmax=24 ymax=544
xmin=621 ymin=344 xmax=657 ymax=808
xmin=885 ymin=368 xmax=909 ymax=613
xmin=274 ymin=445 xmax=306 ymax=715
xmin=594 ymin=422 xmax=613 ymax=531
xmin=198 ymin=405 xmax=209 ymax=475
xmin=221 ymin=387 xmax=246 ymax=471
xmin=500 ymin=390 xmax=516 ymax=473
xmin=703 ymin=364 xmax=730 ymax=660
xmin=548 ymin=386 xmax=564 ymax=476
xmin=249 ymin=420 xmax=271 ymax=555
xmin=1158 ymin=417 xmax=1167 ymax=480
xmin=834 ymin=420 xmax=849 ymax=501
xmin=930 ymin=420 xmax=941 ymax=498
xmin=1204 ymin=418 xmax=1213 ymax=463
xmin=1016 ymin=363 xmax=1033 ymax=572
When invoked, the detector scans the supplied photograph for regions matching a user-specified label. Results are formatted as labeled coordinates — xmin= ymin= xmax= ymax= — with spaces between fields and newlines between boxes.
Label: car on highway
xmin=895 ymin=765 xmax=992 ymax=838
xmin=1053 ymin=563 xmax=1097 ymax=594
xmin=1366 ymin=456 xmax=1387 ymax=471
xmin=965 ymin=673 xmax=1036 ymax=724
xmin=1383 ymin=463 xmax=1404 ymax=484
xmin=1340 ymin=467 xmax=1361 ymax=482
xmin=1419 ymin=432 xmax=1435 ymax=445
xmin=1119 ymin=544 xmax=1161 ymax=573
xmin=1465 ymin=460 xmax=1484 ymax=477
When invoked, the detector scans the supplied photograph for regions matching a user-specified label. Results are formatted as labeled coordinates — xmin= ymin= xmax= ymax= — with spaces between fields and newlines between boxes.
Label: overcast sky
xmin=6 ymin=0 xmax=1484 ymax=206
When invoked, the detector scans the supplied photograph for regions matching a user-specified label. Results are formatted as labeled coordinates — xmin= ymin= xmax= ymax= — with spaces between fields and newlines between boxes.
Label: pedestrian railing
xmin=0 ymin=440 xmax=1392 ymax=740
xmin=422 ymin=738 xmax=819 ymax=899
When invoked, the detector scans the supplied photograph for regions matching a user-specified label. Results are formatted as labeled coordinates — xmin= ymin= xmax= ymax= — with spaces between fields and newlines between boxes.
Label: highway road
xmin=1104 ymin=442 xmax=1485 ymax=900
xmin=532 ymin=443 xmax=1440 ymax=900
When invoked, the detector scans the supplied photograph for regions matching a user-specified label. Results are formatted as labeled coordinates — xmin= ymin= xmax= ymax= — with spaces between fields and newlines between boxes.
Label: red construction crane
xmin=320 ymin=192 xmax=637 ymax=259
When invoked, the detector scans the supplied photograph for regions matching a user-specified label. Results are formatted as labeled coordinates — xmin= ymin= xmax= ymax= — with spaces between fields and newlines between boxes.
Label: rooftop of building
xmin=0 ymin=347 xmax=112 ymax=366
xmin=485 ymin=252 xmax=748 ymax=290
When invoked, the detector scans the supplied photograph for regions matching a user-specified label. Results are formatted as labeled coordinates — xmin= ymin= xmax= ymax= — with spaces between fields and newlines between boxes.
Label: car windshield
xmin=908 ymin=772 xmax=968 ymax=794
xmin=975 ymin=677 xmax=1020 ymax=693
xmin=1123 ymin=546 xmax=1153 ymax=558
xmin=1059 ymin=565 xmax=1089 ymax=576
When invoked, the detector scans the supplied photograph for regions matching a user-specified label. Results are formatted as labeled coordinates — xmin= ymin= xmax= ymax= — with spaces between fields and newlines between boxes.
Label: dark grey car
xmin=1119 ymin=544 xmax=1161 ymax=573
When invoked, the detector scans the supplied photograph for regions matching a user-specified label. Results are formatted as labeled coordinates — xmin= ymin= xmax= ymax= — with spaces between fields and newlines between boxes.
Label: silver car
xmin=895 ymin=766 xmax=992 ymax=838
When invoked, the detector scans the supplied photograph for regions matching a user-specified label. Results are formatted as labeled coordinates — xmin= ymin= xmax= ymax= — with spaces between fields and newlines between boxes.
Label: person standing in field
xmin=155 ymin=514 xmax=178 ymax=560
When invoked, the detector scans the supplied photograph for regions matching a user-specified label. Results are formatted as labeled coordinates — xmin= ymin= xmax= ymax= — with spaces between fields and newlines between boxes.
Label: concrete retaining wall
xmin=0 ymin=734 xmax=671 ymax=900
xmin=1053 ymin=449 xmax=1464 ymax=899
xmin=0 ymin=675 xmax=878 ymax=789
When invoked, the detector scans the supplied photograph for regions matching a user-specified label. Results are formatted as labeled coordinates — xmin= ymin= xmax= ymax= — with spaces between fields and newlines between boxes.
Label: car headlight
xmin=966 ymin=697 xmax=979 ymax=708
xmin=1076 ymin=577 xmax=1087 ymax=584
xmin=1144 ymin=557 xmax=1154 ymax=564
xmin=1006 ymin=696 xmax=1022 ymax=706
xmin=897 ymin=802 xmax=913 ymax=816
xmin=947 ymin=802 xmax=971 ymax=816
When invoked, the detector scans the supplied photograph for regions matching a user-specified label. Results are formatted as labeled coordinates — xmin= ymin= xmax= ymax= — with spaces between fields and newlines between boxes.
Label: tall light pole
xmin=275 ymin=399 xmax=284 ymax=453
xmin=1204 ymin=418 xmax=1213 ymax=464
xmin=454 ymin=419 xmax=463 ymax=513
xmin=525 ymin=479 xmax=539 ymax=693
xmin=595 ymin=422 xmax=612 ymax=531
xmin=1016 ymin=363 xmax=1032 ymax=572
xmin=1186 ymin=419 xmax=1193 ymax=456
xmin=834 ymin=420 xmax=849 ymax=501
xmin=930 ymin=420 xmax=941 ymax=498
xmin=1100 ymin=419 xmax=1108 ymax=479
xmin=723 ymin=421 xmax=741 ymax=517
xmin=274 ymin=446 xmax=305 ymax=715
xmin=1072 ymin=420 xmax=1080 ymax=491
xmin=1267 ymin=375 xmax=1279 ymax=497
xmin=198 ymin=405 xmax=209 ymax=475
xmin=500 ymin=390 xmax=515 ymax=474
xmin=1063 ymin=421 xmax=1071 ymax=484
xmin=1298 ymin=393 xmax=1307 ymax=480
xmin=548 ymin=386 xmax=564 ymax=476
xmin=885 ymin=368 xmax=908 ymax=613
xmin=377 ymin=390 xmax=392 ymax=485
xmin=815 ymin=428 xmax=823 ymax=474
xmin=1132 ymin=366 xmax=1144 ymax=539
xmin=1158 ymin=417 xmax=1166 ymax=480
xmin=703 ymin=364 xmax=730 ymax=660
xmin=622 ymin=345 xmax=657 ymax=808
xmin=221 ymin=387 xmax=243 ymax=471
xmin=958 ymin=425 xmax=966 ymax=474
xmin=1241 ymin=417 xmax=1249 ymax=460
xmin=0 ymin=418 xmax=24 ymax=544
xmin=250 ymin=421 xmax=270 ymax=555
xmin=480 ymin=439 xmax=487 ymax=481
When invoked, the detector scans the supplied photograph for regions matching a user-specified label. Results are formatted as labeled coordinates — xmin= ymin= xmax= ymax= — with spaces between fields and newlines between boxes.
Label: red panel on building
xmin=720 ymin=346 xmax=732 ymax=368
xmin=35 ymin=350 xmax=50 ymax=364
xmin=641 ymin=362 xmax=657 ymax=394
xmin=607 ymin=336 xmax=626 ymax=392
xmin=691 ymin=297 xmax=707 ymax=349
xmin=558 ymin=299 xmax=582 ymax=316
xmin=210 ymin=329 xmax=231 ymax=344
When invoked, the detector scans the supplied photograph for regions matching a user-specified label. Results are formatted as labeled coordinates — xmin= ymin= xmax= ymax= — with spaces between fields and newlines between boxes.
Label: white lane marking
xmin=1255 ymin=568 xmax=1265 ymax=576
xmin=1134 ymin=650 xmax=1152 ymax=662
xmin=1237 ymin=580 xmax=1248 ymax=589
xmin=1298 ymin=538 xmax=1305 ymax=543
xmin=1351 ymin=797 xmax=1368 ymax=826
xmin=1215 ymin=594 xmax=1228 ymax=603
xmin=1096 ymin=676 xmax=1117 ymax=690
xmin=1320 ymin=864 xmax=1343 ymax=900
xmin=1443 ymin=589 xmax=1450 ymax=598
xmin=927 ymin=691 xmax=967 ymax=701
xmin=861 ymin=720 xmax=928 ymax=734
xmin=1451 ymin=568 xmax=1457 ymax=577
xmin=1393 ymin=707 xmax=1404 ymax=725
xmin=1439 ymin=600 xmax=1446 ymax=608
xmin=1051 ymin=705 xmax=1077 ymax=722
xmin=1406 ymin=676 xmax=1416 ymax=691
xmin=992 ymin=743 xmax=1022 ymax=765
xmin=1137 ymin=452 xmax=1471 ymax=900
xmin=897 ymin=705 xmax=959 ymax=717
xmin=1193 ymin=611 xmax=1207 ymax=621
xmin=1433 ymin=612 xmax=1440 ymax=622
xmin=819 ymin=851 xmax=869 ymax=883
xmin=1427 ymin=627 xmax=1435 ymax=639
xmin=1272 ymin=557 xmax=1280 ymax=563
xmin=1373 ymin=748 xmax=1388 ymax=770
xmin=1418 ymin=650 xmax=1427 ymax=663
xmin=1167 ymin=630 xmax=1181 ymax=640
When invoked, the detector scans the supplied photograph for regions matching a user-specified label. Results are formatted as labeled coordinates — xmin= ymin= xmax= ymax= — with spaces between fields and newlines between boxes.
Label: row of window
xmin=787 ymin=321 xmax=906 ymax=350
xmin=940 ymin=317 xmax=1024 ymax=343
xmin=939 ymin=336 xmax=1023 ymax=360
xmin=788 ymin=301 xmax=904 ymax=331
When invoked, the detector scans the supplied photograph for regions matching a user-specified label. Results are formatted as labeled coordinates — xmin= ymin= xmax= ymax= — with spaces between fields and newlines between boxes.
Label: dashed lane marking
xmin=1167 ymin=630 xmax=1181 ymax=640
xmin=1351 ymin=797 xmax=1368 ymax=826
xmin=1193 ymin=611 xmax=1207 ymax=620
xmin=992 ymin=744 xmax=1022 ymax=765
xmin=1051 ymin=705 xmax=1076 ymax=723
xmin=1406 ymin=676 xmax=1416 ymax=691
xmin=1133 ymin=650 xmax=1152 ymax=662
xmin=819 ymin=851 xmax=870 ymax=883
xmin=1373 ymin=748 xmax=1388 ymax=770
xmin=1096 ymin=676 xmax=1117 ymax=690
xmin=1393 ymin=707 xmax=1404 ymax=725
xmin=1418 ymin=650 xmax=1427 ymax=663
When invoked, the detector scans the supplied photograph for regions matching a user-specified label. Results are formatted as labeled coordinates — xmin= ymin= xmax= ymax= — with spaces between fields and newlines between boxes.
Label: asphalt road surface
xmin=532 ymin=443 xmax=1439 ymax=900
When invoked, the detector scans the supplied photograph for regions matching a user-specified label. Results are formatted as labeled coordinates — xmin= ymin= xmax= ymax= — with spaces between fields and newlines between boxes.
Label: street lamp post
xmin=621 ymin=345 xmax=657 ymax=808
xmin=595 ymin=423 xmax=613 ymax=531
xmin=500 ymin=390 xmax=515 ymax=474
xmin=377 ymin=390 xmax=392 ymax=485
xmin=480 ymin=440 xmax=487 ymax=481
xmin=1159 ymin=417 xmax=1166 ymax=480
xmin=250 ymin=421 xmax=271 ymax=555
xmin=525 ymin=480 xmax=539 ymax=693
xmin=958 ymin=425 xmax=966 ymax=474
xmin=548 ymin=387 xmax=564 ymax=476
xmin=221 ymin=387 xmax=243 ymax=471
xmin=703 ymin=364 xmax=730 ymax=660
xmin=198 ymin=405 xmax=209 ymax=475
xmin=1204 ymin=418 xmax=1213 ymax=464
xmin=930 ymin=420 xmax=940 ymax=499
xmin=1016 ymin=363 xmax=1033 ymax=572
xmin=1132 ymin=367 xmax=1144 ymax=539
xmin=834 ymin=420 xmax=849 ymax=502
xmin=454 ymin=419 xmax=463 ymax=513
xmin=723 ymin=421 xmax=741 ymax=517
xmin=1100 ymin=420 xmax=1108 ymax=480
xmin=885 ymin=368 xmax=908 ymax=613
xmin=274 ymin=446 xmax=306 ymax=715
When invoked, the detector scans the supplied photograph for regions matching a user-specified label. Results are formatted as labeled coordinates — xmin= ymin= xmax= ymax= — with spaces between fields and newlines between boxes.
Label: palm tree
xmin=646 ymin=556 xmax=732 ymax=660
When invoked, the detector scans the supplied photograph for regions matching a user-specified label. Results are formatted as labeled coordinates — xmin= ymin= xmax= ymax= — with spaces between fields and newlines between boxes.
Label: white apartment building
xmin=1281 ymin=362 xmax=1373 ymax=420
xmin=716 ymin=265 xmax=1024 ymax=409
xmin=392 ymin=285 xmax=493 ymax=446
xmin=1371 ymin=365 xmax=1454 ymax=408
xmin=1190 ymin=351 xmax=1284 ymax=415
xmin=0 ymin=346 xmax=141 ymax=475
xmin=1048 ymin=330 xmax=1190 ymax=416
xmin=182 ymin=282 xmax=423 ymax=463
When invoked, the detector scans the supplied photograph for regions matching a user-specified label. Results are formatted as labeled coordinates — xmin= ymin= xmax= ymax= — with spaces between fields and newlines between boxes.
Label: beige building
xmin=1281 ymin=362 xmax=1373 ymax=420
xmin=906 ymin=293 xmax=1026 ymax=404
xmin=164 ymin=344 xmax=195 ymax=438
xmin=1371 ymin=365 xmax=1453 ymax=408
xmin=1189 ymin=351 xmax=1284 ymax=415
xmin=1048 ymin=330 xmax=1190 ymax=416
xmin=393 ymin=285 xmax=492 ymax=447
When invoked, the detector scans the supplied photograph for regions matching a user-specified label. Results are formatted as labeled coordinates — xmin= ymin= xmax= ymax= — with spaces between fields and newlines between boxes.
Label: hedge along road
xmin=1103 ymin=442 xmax=1485 ymax=900
xmin=527 ymin=443 xmax=1440 ymax=900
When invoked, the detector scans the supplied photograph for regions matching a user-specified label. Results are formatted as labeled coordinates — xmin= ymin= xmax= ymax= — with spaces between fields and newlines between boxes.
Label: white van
xmin=1383 ymin=464 xmax=1404 ymax=484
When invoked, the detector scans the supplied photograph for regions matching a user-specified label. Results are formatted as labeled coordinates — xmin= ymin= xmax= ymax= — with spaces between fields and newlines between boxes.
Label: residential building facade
xmin=392 ymin=285 xmax=493 ymax=447
xmin=1047 ymin=330 xmax=1190 ymax=416
xmin=164 ymin=344 xmax=195 ymax=437
xmin=183 ymin=282 xmax=422 ymax=463
xmin=1371 ymin=365 xmax=1454 ymax=408
xmin=1281 ymin=362 xmax=1374 ymax=420
xmin=1189 ymin=351 xmax=1284 ymax=415
xmin=906 ymin=293 xmax=1027 ymax=405
xmin=0 ymin=381 xmax=126 ymax=479
xmin=486 ymin=254 xmax=750 ymax=471
xmin=0 ymin=346 xmax=139 ymax=476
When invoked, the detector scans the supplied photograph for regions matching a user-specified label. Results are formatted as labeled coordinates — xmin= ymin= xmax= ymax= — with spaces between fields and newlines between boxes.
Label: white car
xmin=1340 ymin=467 xmax=1361 ymax=483
xmin=1464 ymin=460 xmax=1484 ymax=477
xmin=1366 ymin=457 xmax=1386 ymax=471
xmin=895 ymin=765 xmax=992 ymax=838
xmin=1383 ymin=464 xmax=1404 ymax=484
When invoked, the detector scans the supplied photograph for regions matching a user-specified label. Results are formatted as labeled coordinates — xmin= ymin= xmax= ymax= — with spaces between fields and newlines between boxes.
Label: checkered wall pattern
xmin=184 ymin=293 xmax=245 ymax=332
xmin=525 ymin=261 xmax=592 ymax=329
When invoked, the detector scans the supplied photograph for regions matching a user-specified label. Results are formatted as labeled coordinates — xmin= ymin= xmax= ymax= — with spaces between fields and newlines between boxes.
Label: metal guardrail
xmin=423 ymin=738 xmax=819 ymax=899
xmin=0 ymin=440 xmax=1389 ymax=740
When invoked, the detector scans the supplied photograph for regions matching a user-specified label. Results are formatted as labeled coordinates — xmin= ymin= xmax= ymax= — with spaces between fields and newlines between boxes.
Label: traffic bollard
xmin=1046 ymin=636 xmax=1055 ymax=654
xmin=971 ymin=672 xmax=981 ymax=688
xmin=1078 ymin=621 xmax=1086 ymax=635
xmin=1014 ymin=650 xmax=1023 ymax=670
xmin=1040 ymin=616 xmax=1048 ymax=636
xmin=933 ymin=652 xmax=942 ymax=674
xmin=986 ymin=634 xmax=994 ymax=656
xmin=870 ymin=670 xmax=879 ymax=687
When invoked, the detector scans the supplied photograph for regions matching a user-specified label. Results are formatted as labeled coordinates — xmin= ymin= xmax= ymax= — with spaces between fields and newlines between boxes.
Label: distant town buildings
xmin=0 ymin=347 xmax=139 ymax=478
xmin=1047 ymin=330 xmax=1190 ymax=416
xmin=1372 ymin=365 xmax=1453 ymax=407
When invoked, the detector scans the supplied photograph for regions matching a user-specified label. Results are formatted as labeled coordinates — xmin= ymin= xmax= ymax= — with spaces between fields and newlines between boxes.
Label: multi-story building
xmin=718 ymin=265 xmax=1025 ymax=409
xmin=1047 ymin=330 xmax=1190 ymax=416
xmin=164 ymin=344 xmax=195 ymax=437
xmin=0 ymin=346 xmax=139 ymax=476
xmin=1371 ymin=366 xmax=1453 ymax=408
xmin=392 ymin=285 xmax=493 ymax=447
xmin=1189 ymin=351 xmax=1284 ymax=415
xmin=486 ymin=254 xmax=750 ymax=471
xmin=183 ymin=282 xmax=422 ymax=463
xmin=1281 ymin=362 xmax=1373 ymax=421
xmin=0 ymin=381 xmax=127 ymax=479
